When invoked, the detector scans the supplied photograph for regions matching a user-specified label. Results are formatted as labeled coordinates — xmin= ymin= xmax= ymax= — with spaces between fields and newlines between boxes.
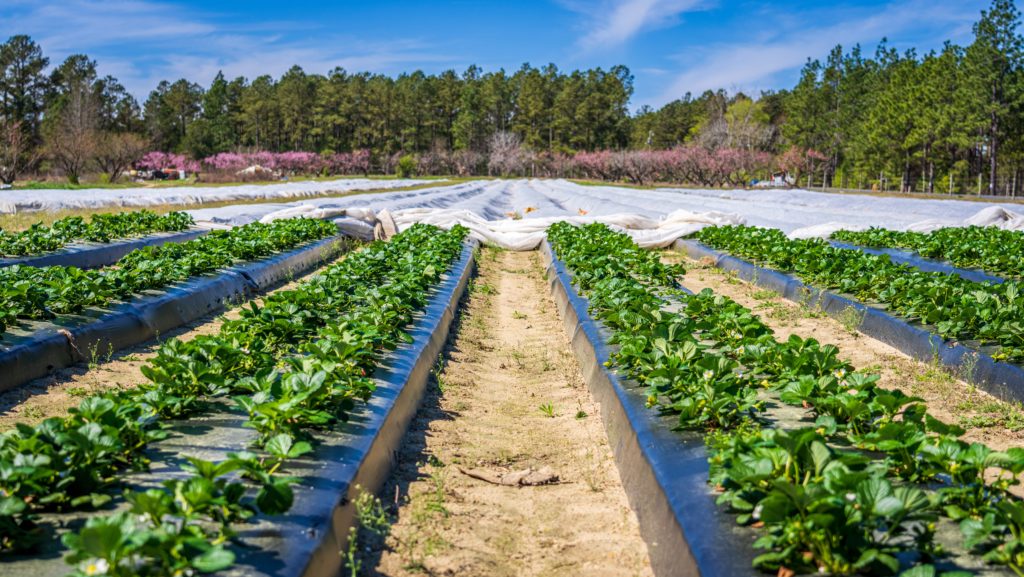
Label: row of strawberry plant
xmin=62 ymin=223 xmax=469 ymax=576
xmin=549 ymin=222 xmax=1024 ymax=576
xmin=832 ymin=225 xmax=1024 ymax=280
xmin=0 ymin=210 xmax=195 ymax=257
xmin=142 ymin=222 xmax=469 ymax=442
xmin=0 ymin=217 xmax=337 ymax=336
xmin=0 ymin=224 xmax=468 ymax=576
xmin=693 ymin=225 xmax=1024 ymax=362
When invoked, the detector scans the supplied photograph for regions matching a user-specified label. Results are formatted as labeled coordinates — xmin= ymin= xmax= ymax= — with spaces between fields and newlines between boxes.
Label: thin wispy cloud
xmin=0 ymin=0 xmax=215 ymax=52
xmin=0 ymin=0 xmax=453 ymax=98
xmin=647 ymin=0 xmax=982 ymax=105
xmin=562 ymin=0 xmax=709 ymax=49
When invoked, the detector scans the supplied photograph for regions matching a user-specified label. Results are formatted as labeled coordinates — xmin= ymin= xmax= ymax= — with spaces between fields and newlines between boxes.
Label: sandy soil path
xmin=360 ymin=248 xmax=652 ymax=577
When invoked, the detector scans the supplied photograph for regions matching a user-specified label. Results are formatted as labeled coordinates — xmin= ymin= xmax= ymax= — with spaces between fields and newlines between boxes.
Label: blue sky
xmin=1 ymin=0 xmax=989 ymax=109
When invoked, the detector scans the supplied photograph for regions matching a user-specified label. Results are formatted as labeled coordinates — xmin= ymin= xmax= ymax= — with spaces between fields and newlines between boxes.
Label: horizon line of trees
xmin=1 ymin=0 xmax=1022 ymax=194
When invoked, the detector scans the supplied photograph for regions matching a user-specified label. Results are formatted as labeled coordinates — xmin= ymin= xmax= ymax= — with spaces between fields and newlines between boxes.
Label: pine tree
xmin=964 ymin=0 xmax=1023 ymax=194
xmin=0 ymin=35 xmax=49 ymax=140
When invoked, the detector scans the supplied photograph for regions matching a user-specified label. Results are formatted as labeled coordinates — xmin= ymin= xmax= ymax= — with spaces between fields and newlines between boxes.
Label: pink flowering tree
xmin=201 ymin=151 xmax=339 ymax=176
xmin=572 ymin=151 xmax=614 ymax=180
xmin=275 ymin=151 xmax=322 ymax=174
xmin=137 ymin=151 xmax=198 ymax=172
xmin=202 ymin=152 xmax=249 ymax=172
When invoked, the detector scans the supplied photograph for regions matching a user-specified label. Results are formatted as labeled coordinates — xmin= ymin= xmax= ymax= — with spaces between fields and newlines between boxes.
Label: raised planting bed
xmin=0 ymin=218 xmax=340 ymax=336
xmin=681 ymin=226 xmax=1024 ymax=405
xmin=550 ymin=222 xmax=1022 ymax=577
xmin=0 ymin=225 xmax=349 ymax=393
xmin=540 ymin=238 xmax=758 ymax=577
xmin=674 ymin=237 xmax=1024 ymax=404
xmin=0 ymin=227 xmax=210 ymax=270
xmin=828 ymin=241 xmax=1006 ymax=285
xmin=831 ymin=226 xmax=1024 ymax=282
xmin=0 ymin=225 xmax=476 ymax=577
xmin=0 ymin=211 xmax=198 ymax=266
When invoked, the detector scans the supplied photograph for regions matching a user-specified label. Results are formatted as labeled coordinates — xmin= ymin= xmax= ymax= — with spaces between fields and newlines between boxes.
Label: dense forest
xmin=1 ymin=0 xmax=1022 ymax=194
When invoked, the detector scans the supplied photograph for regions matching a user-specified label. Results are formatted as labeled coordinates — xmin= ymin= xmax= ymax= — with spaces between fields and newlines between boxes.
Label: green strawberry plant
xmin=833 ymin=225 xmax=1024 ymax=281
xmin=42 ymin=223 xmax=468 ymax=574
xmin=0 ymin=210 xmax=194 ymax=258
xmin=0 ymin=217 xmax=337 ymax=335
xmin=63 ymin=454 xmax=294 ymax=577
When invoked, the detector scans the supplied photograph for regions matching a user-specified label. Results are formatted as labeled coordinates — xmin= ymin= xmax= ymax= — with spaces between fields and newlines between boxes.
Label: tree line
xmin=1 ymin=0 xmax=1021 ymax=194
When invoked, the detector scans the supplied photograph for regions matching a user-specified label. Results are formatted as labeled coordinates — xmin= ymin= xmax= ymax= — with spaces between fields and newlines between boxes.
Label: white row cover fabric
xmin=262 ymin=206 xmax=742 ymax=249
xmin=184 ymin=179 xmax=1024 ymax=249
xmin=0 ymin=178 xmax=432 ymax=213
xmin=787 ymin=205 xmax=1024 ymax=239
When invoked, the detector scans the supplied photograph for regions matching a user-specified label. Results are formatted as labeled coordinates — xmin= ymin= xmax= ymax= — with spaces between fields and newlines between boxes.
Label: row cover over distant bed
xmin=0 ymin=217 xmax=337 ymax=337
xmin=0 ymin=223 xmax=469 ymax=577
xmin=694 ymin=225 xmax=1024 ymax=363
xmin=832 ymin=226 xmax=1024 ymax=281
xmin=548 ymin=222 xmax=1024 ymax=576
xmin=0 ymin=210 xmax=195 ymax=257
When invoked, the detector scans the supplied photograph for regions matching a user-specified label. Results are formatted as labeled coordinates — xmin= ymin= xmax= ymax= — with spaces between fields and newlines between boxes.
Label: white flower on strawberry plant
xmin=702 ymin=369 xmax=714 ymax=380
xmin=847 ymin=389 xmax=858 ymax=396
xmin=833 ymin=368 xmax=846 ymax=379
xmin=752 ymin=504 xmax=763 ymax=520
xmin=84 ymin=559 xmax=109 ymax=576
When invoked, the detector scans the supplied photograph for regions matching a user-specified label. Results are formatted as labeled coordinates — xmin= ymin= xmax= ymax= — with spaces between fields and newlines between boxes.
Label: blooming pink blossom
xmin=137 ymin=152 xmax=199 ymax=172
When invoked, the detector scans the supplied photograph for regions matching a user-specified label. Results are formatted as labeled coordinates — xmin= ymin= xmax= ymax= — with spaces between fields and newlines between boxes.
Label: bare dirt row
xmin=358 ymin=248 xmax=653 ymax=577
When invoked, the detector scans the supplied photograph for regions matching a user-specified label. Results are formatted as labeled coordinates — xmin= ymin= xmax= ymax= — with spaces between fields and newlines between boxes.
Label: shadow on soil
xmin=352 ymin=274 xmax=477 ymax=577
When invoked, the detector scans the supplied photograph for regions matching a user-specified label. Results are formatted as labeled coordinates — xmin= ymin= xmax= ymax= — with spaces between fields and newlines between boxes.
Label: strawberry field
xmin=0 ymin=198 xmax=1022 ymax=577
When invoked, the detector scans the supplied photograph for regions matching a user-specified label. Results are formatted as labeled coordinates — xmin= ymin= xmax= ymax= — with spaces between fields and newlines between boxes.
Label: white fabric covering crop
xmin=181 ymin=179 xmax=1024 ymax=249
xmin=0 ymin=179 xmax=432 ymax=213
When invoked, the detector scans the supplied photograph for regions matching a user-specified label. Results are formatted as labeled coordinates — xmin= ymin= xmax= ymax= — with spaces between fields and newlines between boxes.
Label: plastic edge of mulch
xmin=828 ymin=241 xmax=1006 ymax=285
xmin=539 ymin=239 xmax=760 ymax=577
xmin=673 ymin=238 xmax=1024 ymax=405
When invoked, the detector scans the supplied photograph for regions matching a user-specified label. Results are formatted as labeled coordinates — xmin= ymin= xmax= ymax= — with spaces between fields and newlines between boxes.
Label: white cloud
xmin=646 ymin=0 xmax=982 ymax=107
xmin=0 ymin=0 xmax=216 ymax=53
xmin=562 ymin=0 xmax=708 ymax=49
xmin=0 ymin=0 xmax=452 ymax=99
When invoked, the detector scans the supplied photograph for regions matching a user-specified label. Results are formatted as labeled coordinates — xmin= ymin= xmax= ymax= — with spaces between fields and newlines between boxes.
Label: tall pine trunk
xmin=989 ymin=102 xmax=998 ymax=195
